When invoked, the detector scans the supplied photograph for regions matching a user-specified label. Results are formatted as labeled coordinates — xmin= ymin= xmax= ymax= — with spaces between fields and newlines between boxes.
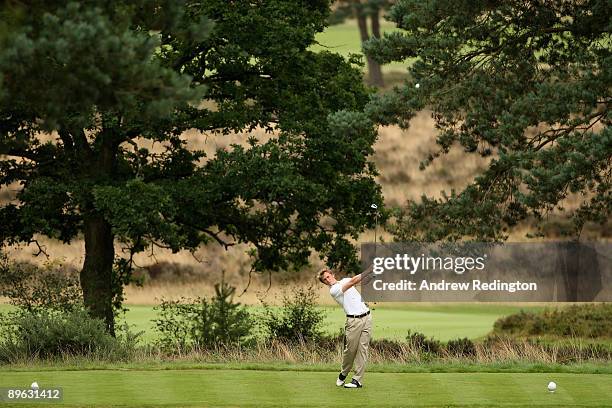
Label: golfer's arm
xmin=341 ymin=264 xmax=374 ymax=292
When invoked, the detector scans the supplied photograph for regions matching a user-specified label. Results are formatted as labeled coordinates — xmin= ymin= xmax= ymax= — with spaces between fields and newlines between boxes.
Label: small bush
xmin=0 ymin=308 xmax=140 ymax=362
xmin=154 ymin=299 xmax=199 ymax=351
xmin=492 ymin=304 xmax=612 ymax=338
xmin=0 ymin=254 xmax=81 ymax=313
xmin=406 ymin=330 xmax=441 ymax=355
xmin=154 ymin=281 xmax=254 ymax=351
xmin=445 ymin=337 xmax=477 ymax=357
xmin=196 ymin=282 xmax=253 ymax=347
xmin=261 ymin=286 xmax=325 ymax=343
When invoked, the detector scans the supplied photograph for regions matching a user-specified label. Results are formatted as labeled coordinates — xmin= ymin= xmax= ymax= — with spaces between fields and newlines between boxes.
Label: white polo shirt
xmin=330 ymin=278 xmax=369 ymax=316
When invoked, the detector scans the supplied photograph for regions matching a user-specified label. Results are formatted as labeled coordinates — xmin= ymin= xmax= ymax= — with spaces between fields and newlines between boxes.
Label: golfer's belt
xmin=346 ymin=310 xmax=370 ymax=319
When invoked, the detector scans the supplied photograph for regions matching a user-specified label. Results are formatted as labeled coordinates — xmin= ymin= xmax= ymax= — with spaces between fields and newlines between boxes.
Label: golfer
xmin=318 ymin=266 xmax=373 ymax=388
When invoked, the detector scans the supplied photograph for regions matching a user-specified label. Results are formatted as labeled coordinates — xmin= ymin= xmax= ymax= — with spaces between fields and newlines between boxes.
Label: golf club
xmin=371 ymin=203 xmax=378 ymax=248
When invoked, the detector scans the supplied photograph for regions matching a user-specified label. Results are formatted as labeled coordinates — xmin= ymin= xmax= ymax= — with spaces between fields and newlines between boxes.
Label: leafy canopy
xmin=364 ymin=0 xmax=610 ymax=241
xmin=0 ymin=0 xmax=382 ymax=277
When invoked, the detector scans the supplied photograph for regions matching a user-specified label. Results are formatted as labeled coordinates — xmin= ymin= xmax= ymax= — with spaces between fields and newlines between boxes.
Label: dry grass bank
xmin=7 ymin=337 xmax=606 ymax=367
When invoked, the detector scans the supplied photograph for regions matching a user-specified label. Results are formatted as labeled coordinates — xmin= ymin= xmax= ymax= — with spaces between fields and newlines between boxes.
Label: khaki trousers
xmin=341 ymin=313 xmax=372 ymax=383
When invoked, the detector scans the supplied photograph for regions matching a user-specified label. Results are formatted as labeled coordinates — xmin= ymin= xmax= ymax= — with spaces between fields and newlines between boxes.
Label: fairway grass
xmin=2 ymin=369 xmax=611 ymax=407
xmin=0 ymin=303 xmax=546 ymax=343
xmin=118 ymin=303 xmax=545 ymax=343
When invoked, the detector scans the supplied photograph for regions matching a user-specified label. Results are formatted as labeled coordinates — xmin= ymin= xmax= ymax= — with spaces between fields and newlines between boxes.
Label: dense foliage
xmin=364 ymin=0 xmax=611 ymax=241
xmin=493 ymin=303 xmax=612 ymax=338
xmin=0 ymin=308 xmax=140 ymax=362
xmin=260 ymin=286 xmax=326 ymax=343
xmin=154 ymin=282 xmax=254 ymax=350
xmin=0 ymin=1 xmax=382 ymax=332
xmin=0 ymin=253 xmax=81 ymax=313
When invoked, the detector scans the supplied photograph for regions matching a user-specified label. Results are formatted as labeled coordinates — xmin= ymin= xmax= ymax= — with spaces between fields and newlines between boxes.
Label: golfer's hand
xmin=362 ymin=263 xmax=374 ymax=275
xmin=361 ymin=264 xmax=376 ymax=285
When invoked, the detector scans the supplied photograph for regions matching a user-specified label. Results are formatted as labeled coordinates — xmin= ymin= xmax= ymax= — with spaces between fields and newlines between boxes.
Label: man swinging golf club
xmin=318 ymin=264 xmax=374 ymax=389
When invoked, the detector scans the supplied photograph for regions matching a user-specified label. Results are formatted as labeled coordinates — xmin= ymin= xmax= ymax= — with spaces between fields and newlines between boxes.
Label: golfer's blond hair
xmin=317 ymin=268 xmax=331 ymax=284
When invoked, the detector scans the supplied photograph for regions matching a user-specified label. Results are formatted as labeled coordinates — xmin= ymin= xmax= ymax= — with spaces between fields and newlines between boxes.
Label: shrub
xmin=445 ymin=337 xmax=477 ymax=357
xmin=261 ymin=286 xmax=325 ymax=343
xmin=195 ymin=282 xmax=253 ymax=347
xmin=406 ymin=330 xmax=441 ymax=355
xmin=154 ymin=298 xmax=199 ymax=351
xmin=0 ymin=308 xmax=140 ymax=362
xmin=154 ymin=281 xmax=254 ymax=351
xmin=0 ymin=254 xmax=81 ymax=313
xmin=492 ymin=304 xmax=612 ymax=338
xmin=0 ymin=254 xmax=140 ymax=362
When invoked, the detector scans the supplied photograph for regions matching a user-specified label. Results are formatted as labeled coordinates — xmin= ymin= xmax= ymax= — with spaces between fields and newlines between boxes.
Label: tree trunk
xmin=81 ymin=215 xmax=116 ymax=335
xmin=354 ymin=2 xmax=384 ymax=87
xmin=78 ymin=127 xmax=119 ymax=335
xmin=368 ymin=5 xmax=384 ymax=87
xmin=354 ymin=2 xmax=370 ymax=43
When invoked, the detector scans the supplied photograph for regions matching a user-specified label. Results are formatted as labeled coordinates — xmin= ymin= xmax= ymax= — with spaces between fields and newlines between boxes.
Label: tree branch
xmin=28 ymin=238 xmax=50 ymax=258
xmin=533 ymin=110 xmax=606 ymax=151
xmin=0 ymin=143 xmax=38 ymax=161
xmin=202 ymin=228 xmax=235 ymax=250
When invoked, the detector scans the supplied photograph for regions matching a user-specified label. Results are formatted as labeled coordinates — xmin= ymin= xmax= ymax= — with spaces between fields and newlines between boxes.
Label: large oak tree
xmin=0 ymin=0 xmax=382 ymax=333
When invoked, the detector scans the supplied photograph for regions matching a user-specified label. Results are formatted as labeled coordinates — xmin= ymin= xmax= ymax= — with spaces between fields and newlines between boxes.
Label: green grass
xmin=0 ymin=303 xmax=546 ymax=344
xmin=311 ymin=20 xmax=411 ymax=73
xmin=2 ymin=302 xmax=609 ymax=407
xmin=5 ymin=360 xmax=612 ymax=375
xmin=118 ymin=303 xmax=547 ymax=343
xmin=1 ymin=369 xmax=611 ymax=407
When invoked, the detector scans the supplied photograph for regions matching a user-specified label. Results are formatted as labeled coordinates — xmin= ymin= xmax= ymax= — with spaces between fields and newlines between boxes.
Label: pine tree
xmin=364 ymin=0 xmax=610 ymax=241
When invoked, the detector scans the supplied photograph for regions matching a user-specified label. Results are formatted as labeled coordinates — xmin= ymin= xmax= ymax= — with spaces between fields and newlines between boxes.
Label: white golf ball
xmin=371 ymin=203 xmax=378 ymax=209
xmin=547 ymin=381 xmax=556 ymax=392
xmin=415 ymin=83 xmax=420 ymax=89
xmin=31 ymin=382 xmax=39 ymax=390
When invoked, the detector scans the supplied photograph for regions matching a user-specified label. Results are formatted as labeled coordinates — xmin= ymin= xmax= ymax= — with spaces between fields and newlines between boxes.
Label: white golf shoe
xmin=344 ymin=379 xmax=362 ymax=388
xmin=336 ymin=373 xmax=347 ymax=386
